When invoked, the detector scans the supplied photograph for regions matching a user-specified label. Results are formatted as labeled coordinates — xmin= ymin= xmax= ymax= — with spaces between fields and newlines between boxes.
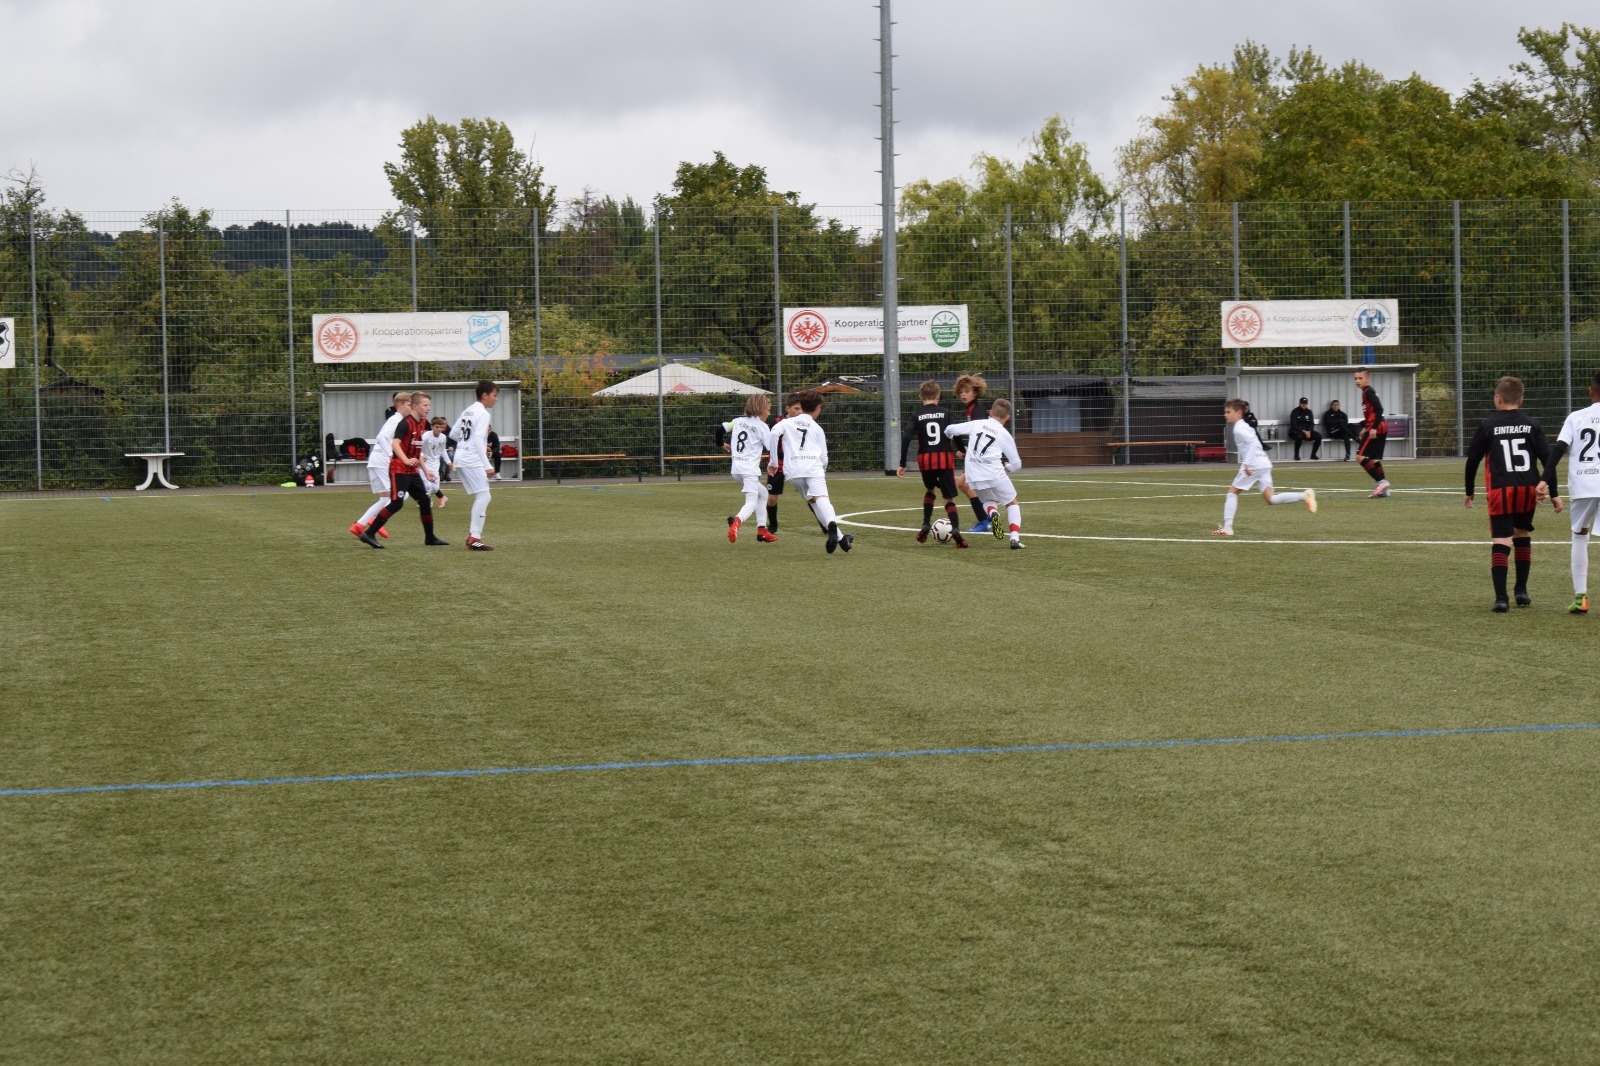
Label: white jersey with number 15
xmin=451 ymin=401 xmax=492 ymax=469
xmin=1558 ymin=402 xmax=1600 ymax=499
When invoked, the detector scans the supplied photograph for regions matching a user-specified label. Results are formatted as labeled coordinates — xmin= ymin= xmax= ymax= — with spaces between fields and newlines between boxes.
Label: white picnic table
xmin=125 ymin=452 xmax=184 ymax=490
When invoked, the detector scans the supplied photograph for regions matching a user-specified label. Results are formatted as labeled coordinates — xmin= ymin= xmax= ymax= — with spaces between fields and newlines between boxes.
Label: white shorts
xmin=1232 ymin=467 xmax=1274 ymax=493
xmin=367 ymin=467 xmax=390 ymax=495
xmin=456 ymin=466 xmax=490 ymax=495
xmin=422 ymin=463 xmax=441 ymax=490
xmin=970 ymin=475 xmax=1017 ymax=506
xmin=732 ymin=469 xmax=765 ymax=495
xmin=786 ymin=474 xmax=828 ymax=500
xmin=1568 ymin=497 xmax=1600 ymax=532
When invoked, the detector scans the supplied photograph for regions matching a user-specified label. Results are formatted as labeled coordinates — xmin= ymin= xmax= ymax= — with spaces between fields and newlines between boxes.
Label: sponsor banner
xmin=0 ymin=318 xmax=13 ymax=369
xmin=311 ymin=312 xmax=510 ymax=364
xmin=783 ymin=305 xmax=969 ymax=356
xmin=1221 ymin=299 xmax=1398 ymax=348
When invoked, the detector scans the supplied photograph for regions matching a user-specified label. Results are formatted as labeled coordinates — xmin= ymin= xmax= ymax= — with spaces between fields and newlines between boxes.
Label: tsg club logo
xmin=467 ymin=314 xmax=502 ymax=357
xmin=1353 ymin=302 xmax=1391 ymax=342
xmin=1224 ymin=303 xmax=1264 ymax=346
xmin=788 ymin=310 xmax=829 ymax=353
xmin=316 ymin=316 xmax=360 ymax=360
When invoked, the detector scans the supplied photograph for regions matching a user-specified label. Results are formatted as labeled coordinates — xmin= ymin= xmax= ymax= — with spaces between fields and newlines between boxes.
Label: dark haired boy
xmin=449 ymin=380 xmax=500 ymax=551
xmin=1539 ymin=370 xmax=1600 ymax=613
xmin=1354 ymin=369 xmax=1392 ymax=497
xmin=768 ymin=390 xmax=853 ymax=554
xmin=1465 ymin=376 xmax=1550 ymax=611
xmin=897 ymin=380 xmax=969 ymax=547
xmin=952 ymin=373 xmax=993 ymax=532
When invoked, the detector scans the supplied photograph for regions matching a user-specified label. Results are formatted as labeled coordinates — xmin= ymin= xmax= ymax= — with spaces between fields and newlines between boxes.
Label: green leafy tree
xmin=383 ymin=116 xmax=556 ymax=310
xmin=0 ymin=168 xmax=92 ymax=383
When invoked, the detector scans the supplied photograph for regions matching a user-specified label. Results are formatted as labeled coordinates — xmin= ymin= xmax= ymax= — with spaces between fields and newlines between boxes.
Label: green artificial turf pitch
xmin=3 ymin=461 xmax=1599 ymax=1063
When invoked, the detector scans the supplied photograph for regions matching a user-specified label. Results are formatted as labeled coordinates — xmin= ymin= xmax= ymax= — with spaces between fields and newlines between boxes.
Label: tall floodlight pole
xmin=878 ymin=0 xmax=900 ymax=474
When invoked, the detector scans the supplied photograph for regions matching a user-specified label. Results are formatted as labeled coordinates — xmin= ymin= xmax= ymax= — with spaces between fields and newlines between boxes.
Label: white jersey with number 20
xmin=1557 ymin=402 xmax=1600 ymax=499
xmin=451 ymin=401 xmax=492 ymax=469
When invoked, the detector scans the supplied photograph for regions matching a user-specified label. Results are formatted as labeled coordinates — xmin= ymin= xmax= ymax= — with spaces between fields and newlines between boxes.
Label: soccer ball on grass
xmin=931 ymin=517 xmax=955 ymax=544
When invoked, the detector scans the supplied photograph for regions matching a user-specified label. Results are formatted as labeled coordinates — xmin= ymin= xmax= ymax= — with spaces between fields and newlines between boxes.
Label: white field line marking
xmin=1018 ymin=477 xmax=1464 ymax=495
xmin=837 ymin=516 xmax=1480 ymax=546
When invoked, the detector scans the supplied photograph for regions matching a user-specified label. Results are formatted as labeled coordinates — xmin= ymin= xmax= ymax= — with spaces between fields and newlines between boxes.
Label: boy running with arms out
xmin=768 ymin=390 xmax=853 ymax=554
xmin=1354 ymin=369 xmax=1392 ymax=497
xmin=1214 ymin=399 xmax=1316 ymax=536
xmin=1466 ymin=376 xmax=1551 ymax=611
xmin=897 ymin=379 xmax=968 ymax=547
xmin=944 ymin=397 xmax=1025 ymax=549
xmin=450 ymin=380 xmax=500 ymax=551
xmin=360 ymin=391 xmax=447 ymax=548
xmin=952 ymin=374 xmax=994 ymax=532
xmin=723 ymin=394 xmax=778 ymax=544
xmin=1537 ymin=371 xmax=1600 ymax=614
xmin=349 ymin=390 xmax=411 ymax=541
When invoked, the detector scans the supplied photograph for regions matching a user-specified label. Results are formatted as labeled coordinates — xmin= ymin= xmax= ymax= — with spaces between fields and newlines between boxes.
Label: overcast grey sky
xmin=2 ymin=0 xmax=1591 ymax=217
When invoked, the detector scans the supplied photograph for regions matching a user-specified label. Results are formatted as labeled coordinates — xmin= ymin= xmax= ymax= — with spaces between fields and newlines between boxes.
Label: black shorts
xmin=390 ymin=472 xmax=429 ymax=502
xmin=920 ymin=468 xmax=958 ymax=497
xmin=767 ymin=471 xmax=785 ymax=495
xmin=1490 ymin=510 xmax=1536 ymax=539
xmin=1357 ymin=430 xmax=1387 ymax=463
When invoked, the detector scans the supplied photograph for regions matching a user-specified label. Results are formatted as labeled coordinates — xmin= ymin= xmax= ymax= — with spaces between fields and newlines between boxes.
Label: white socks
xmin=470 ymin=491 xmax=491 ymax=538
xmin=809 ymin=495 xmax=838 ymax=528
xmin=1270 ymin=491 xmax=1305 ymax=505
xmin=1005 ymin=503 xmax=1021 ymax=539
xmin=737 ymin=483 xmax=768 ymax=524
xmin=358 ymin=498 xmax=386 ymax=525
xmin=1574 ymin=533 xmax=1590 ymax=595
xmin=1222 ymin=493 xmax=1239 ymax=529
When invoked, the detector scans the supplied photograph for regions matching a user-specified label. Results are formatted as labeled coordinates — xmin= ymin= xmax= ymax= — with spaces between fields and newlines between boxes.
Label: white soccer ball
xmin=931 ymin=517 xmax=955 ymax=543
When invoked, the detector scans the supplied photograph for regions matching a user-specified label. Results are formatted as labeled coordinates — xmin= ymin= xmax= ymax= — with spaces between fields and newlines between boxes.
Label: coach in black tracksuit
xmin=1289 ymin=397 xmax=1321 ymax=460
xmin=1323 ymin=400 xmax=1354 ymax=461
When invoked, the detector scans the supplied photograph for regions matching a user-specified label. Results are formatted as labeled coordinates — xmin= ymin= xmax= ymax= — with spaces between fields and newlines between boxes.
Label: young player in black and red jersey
xmin=1353 ymin=369 xmax=1392 ymax=497
xmin=896 ymin=379 xmax=969 ymax=547
xmin=760 ymin=393 xmax=802 ymax=534
xmin=360 ymin=391 xmax=448 ymax=548
xmin=952 ymin=373 xmax=993 ymax=531
xmin=1464 ymin=376 xmax=1551 ymax=611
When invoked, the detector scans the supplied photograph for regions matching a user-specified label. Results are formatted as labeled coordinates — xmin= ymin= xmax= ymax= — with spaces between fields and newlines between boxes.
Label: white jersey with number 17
xmin=451 ymin=401 xmax=492 ymax=469
xmin=1557 ymin=402 xmax=1600 ymax=499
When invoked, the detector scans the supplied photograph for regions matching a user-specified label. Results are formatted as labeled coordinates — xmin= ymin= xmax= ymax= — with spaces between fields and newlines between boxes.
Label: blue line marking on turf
xmin=4 ymin=723 xmax=1597 ymax=800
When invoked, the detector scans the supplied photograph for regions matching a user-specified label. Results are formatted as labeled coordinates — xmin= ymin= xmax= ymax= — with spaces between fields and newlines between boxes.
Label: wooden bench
xmin=125 ymin=451 xmax=184 ymax=490
xmin=1108 ymin=440 xmax=1205 ymax=465
xmin=524 ymin=454 xmax=628 ymax=483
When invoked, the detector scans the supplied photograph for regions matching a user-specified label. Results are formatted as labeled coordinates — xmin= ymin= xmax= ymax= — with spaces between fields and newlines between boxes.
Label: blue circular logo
xmin=1353 ymin=302 xmax=1390 ymax=342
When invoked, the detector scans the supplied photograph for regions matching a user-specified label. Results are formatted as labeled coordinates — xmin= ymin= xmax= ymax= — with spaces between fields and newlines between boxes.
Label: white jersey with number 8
xmin=1558 ymin=402 xmax=1600 ymax=499
xmin=723 ymin=416 xmax=773 ymax=476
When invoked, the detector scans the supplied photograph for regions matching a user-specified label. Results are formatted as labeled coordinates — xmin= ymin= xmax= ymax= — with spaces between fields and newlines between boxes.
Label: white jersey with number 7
xmin=771 ymin=413 xmax=828 ymax=477
xmin=450 ymin=401 xmax=492 ymax=469
xmin=945 ymin=417 xmax=1021 ymax=482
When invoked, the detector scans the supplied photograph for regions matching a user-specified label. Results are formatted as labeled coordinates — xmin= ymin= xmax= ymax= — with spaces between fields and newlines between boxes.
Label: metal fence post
xmin=879 ymin=0 xmax=901 ymax=474
xmin=1005 ymin=204 xmax=1015 ymax=405
xmin=1563 ymin=199 xmax=1572 ymax=412
xmin=157 ymin=209 xmax=172 ymax=452
xmin=654 ymin=201 xmax=665 ymax=477
xmin=533 ymin=203 xmax=544 ymax=480
xmin=409 ymin=212 xmax=419 ymax=313
xmin=1119 ymin=201 xmax=1130 ymax=449
xmin=772 ymin=205 xmax=782 ymax=401
xmin=1232 ymin=202 xmax=1241 ymax=368
xmin=1343 ymin=200 xmax=1352 ymax=365
xmin=28 ymin=208 xmax=42 ymax=489
xmin=1454 ymin=200 xmax=1464 ymax=455
xmin=285 ymin=210 xmax=296 ymax=468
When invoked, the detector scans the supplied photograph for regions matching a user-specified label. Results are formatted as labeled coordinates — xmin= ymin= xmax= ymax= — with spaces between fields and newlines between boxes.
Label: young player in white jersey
xmin=768 ymin=390 xmax=853 ymax=554
xmin=449 ymin=380 xmax=499 ymax=551
xmin=1214 ymin=398 xmax=1316 ymax=536
xmin=420 ymin=416 xmax=451 ymax=508
xmin=349 ymin=390 xmax=411 ymax=541
xmin=1538 ymin=371 xmax=1600 ymax=613
xmin=722 ymin=394 xmax=778 ymax=544
xmin=945 ymin=397 xmax=1026 ymax=549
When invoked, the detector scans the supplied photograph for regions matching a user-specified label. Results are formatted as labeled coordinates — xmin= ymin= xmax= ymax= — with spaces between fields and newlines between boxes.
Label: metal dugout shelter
xmin=320 ymin=381 xmax=523 ymax=485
